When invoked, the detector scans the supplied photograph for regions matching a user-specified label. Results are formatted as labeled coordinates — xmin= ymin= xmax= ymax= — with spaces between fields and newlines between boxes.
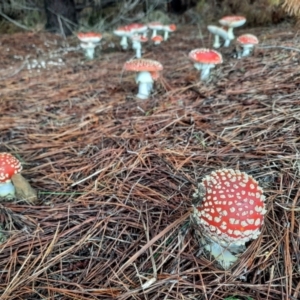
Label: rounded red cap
xmin=193 ymin=169 xmax=266 ymax=245
xmin=77 ymin=32 xmax=102 ymax=42
xmin=219 ymin=16 xmax=246 ymax=27
xmin=237 ymin=34 xmax=259 ymax=45
xmin=124 ymin=58 xmax=163 ymax=72
xmin=0 ymin=153 xmax=22 ymax=183
xmin=189 ymin=48 xmax=223 ymax=64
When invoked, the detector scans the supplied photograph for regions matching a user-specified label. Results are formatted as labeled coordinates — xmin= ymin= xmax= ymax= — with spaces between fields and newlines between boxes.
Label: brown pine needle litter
xmin=0 ymin=24 xmax=299 ymax=300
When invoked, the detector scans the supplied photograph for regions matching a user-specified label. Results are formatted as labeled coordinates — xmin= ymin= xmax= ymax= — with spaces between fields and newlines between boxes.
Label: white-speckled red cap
xmin=219 ymin=16 xmax=246 ymax=28
xmin=127 ymin=23 xmax=147 ymax=33
xmin=124 ymin=58 xmax=163 ymax=73
xmin=147 ymin=22 xmax=164 ymax=30
xmin=0 ymin=153 xmax=22 ymax=183
xmin=237 ymin=34 xmax=259 ymax=45
xmin=77 ymin=32 xmax=102 ymax=43
xmin=189 ymin=48 xmax=223 ymax=65
xmin=193 ymin=169 xmax=266 ymax=246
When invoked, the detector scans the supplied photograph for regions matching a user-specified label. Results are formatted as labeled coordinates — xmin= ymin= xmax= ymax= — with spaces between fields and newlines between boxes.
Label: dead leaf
xmin=11 ymin=174 xmax=38 ymax=204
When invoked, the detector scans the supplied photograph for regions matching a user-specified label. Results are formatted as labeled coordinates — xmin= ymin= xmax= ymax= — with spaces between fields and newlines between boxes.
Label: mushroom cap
xmin=164 ymin=24 xmax=176 ymax=32
xmin=193 ymin=169 xmax=266 ymax=246
xmin=0 ymin=153 xmax=22 ymax=183
xmin=189 ymin=48 xmax=223 ymax=65
xmin=237 ymin=34 xmax=259 ymax=45
xmin=114 ymin=26 xmax=132 ymax=37
xmin=127 ymin=23 xmax=148 ymax=33
xmin=131 ymin=34 xmax=148 ymax=42
xmin=151 ymin=35 xmax=163 ymax=43
xmin=219 ymin=16 xmax=246 ymax=28
xmin=148 ymin=21 xmax=164 ymax=30
xmin=207 ymin=25 xmax=230 ymax=40
xmin=77 ymin=32 xmax=102 ymax=43
xmin=124 ymin=58 xmax=163 ymax=73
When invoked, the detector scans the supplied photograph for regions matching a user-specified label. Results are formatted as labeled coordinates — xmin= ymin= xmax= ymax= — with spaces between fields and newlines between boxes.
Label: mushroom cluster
xmin=207 ymin=15 xmax=259 ymax=57
xmin=114 ymin=22 xmax=176 ymax=57
xmin=192 ymin=169 xmax=267 ymax=269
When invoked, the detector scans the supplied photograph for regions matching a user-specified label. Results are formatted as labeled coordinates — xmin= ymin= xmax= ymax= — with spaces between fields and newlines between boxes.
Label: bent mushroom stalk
xmin=207 ymin=25 xmax=232 ymax=48
xmin=192 ymin=169 xmax=267 ymax=269
xmin=124 ymin=58 xmax=163 ymax=99
xmin=0 ymin=153 xmax=22 ymax=199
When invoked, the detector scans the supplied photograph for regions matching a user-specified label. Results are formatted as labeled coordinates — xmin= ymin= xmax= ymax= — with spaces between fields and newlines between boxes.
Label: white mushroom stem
xmin=151 ymin=29 xmax=158 ymax=38
xmin=212 ymin=35 xmax=221 ymax=48
xmin=227 ymin=27 xmax=235 ymax=40
xmin=223 ymin=39 xmax=231 ymax=47
xmin=142 ymin=30 xmax=148 ymax=38
xmin=120 ymin=36 xmax=129 ymax=50
xmin=202 ymin=237 xmax=240 ymax=270
xmin=80 ymin=42 xmax=97 ymax=59
xmin=163 ymin=30 xmax=169 ymax=41
xmin=194 ymin=63 xmax=215 ymax=81
xmin=135 ymin=71 xmax=153 ymax=99
xmin=0 ymin=181 xmax=15 ymax=199
xmin=132 ymin=40 xmax=142 ymax=58
xmin=241 ymin=44 xmax=254 ymax=57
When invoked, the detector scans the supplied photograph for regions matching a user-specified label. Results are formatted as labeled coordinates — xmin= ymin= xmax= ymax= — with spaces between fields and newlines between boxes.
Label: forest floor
xmin=0 ymin=22 xmax=299 ymax=300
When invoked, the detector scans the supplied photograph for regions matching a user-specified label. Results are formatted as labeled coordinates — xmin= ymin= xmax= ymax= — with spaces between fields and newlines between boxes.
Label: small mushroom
xmin=148 ymin=22 xmax=164 ymax=38
xmin=114 ymin=26 xmax=132 ymax=50
xmin=237 ymin=34 xmax=259 ymax=57
xmin=77 ymin=32 xmax=102 ymax=59
xmin=130 ymin=35 xmax=148 ymax=58
xmin=124 ymin=58 xmax=163 ymax=99
xmin=219 ymin=16 xmax=246 ymax=39
xmin=0 ymin=153 xmax=22 ymax=199
xmin=192 ymin=169 xmax=267 ymax=269
xmin=151 ymin=35 xmax=163 ymax=45
xmin=189 ymin=48 xmax=223 ymax=81
xmin=163 ymin=24 xmax=176 ymax=41
xmin=127 ymin=23 xmax=148 ymax=37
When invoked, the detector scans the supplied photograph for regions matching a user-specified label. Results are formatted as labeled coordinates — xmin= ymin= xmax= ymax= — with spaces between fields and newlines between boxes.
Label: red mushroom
xmin=192 ymin=169 xmax=267 ymax=269
xmin=163 ymin=24 xmax=176 ymax=41
xmin=130 ymin=35 xmax=148 ymax=58
xmin=189 ymin=48 xmax=223 ymax=81
xmin=151 ymin=35 xmax=163 ymax=45
xmin=0 ymin=153 xmax=22 ymax=199
xmin=219 ymin=16 xmax=246 ymax=39
xmin=127 ymin=23 xmax=148 ymax=37
xmin=124 ymin=58 xmax=163 ymax=99
xmin=148 ymin=22 xmax=164 ymax=38
xmin=114 ymin=25 xmax=132 ymax=50
xmin=77 ymin=32 xmax=102 ymax=59
xmin=237 ymin=34 xmax=259 ymax=57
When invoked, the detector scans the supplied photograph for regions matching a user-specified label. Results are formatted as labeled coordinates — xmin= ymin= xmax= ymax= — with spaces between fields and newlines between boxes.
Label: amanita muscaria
xmin=192 ymin=169 xmax=267 ymax=269
xmin=0 ymin=153 xmax=22 ymax=199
